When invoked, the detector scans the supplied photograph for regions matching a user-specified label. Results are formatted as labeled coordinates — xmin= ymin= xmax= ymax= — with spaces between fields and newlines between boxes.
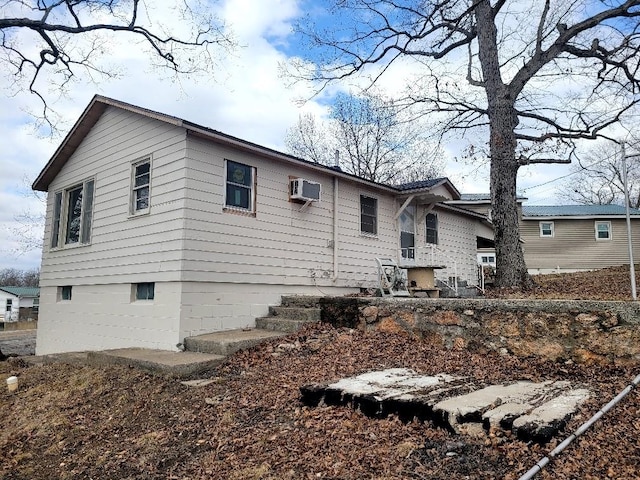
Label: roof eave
xmin=32 ymin=95 xmax=185 ymax=192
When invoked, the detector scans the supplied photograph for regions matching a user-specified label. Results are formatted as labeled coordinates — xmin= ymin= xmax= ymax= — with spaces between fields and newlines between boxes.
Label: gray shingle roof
xmin=0 ymin=286 xmax=40 ymax=298
xmin=522 ymin=205 xmax=640 ymax=217
xmin=395 ymin=178 xmax=448 ymax=191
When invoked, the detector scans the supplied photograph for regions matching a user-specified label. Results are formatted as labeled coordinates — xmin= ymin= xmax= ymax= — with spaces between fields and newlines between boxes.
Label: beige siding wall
xmin=40 ymin=106 xmax=188 ymax=286
xmin=37 ymin=107 xmax=188 ymax=354
xmin=181 ymin=136 xmax=396 ymax=290
xmin=522 ymin=218 xmax=640 ymax=272
xmin=431 ymin=208 xmax=479 ymax=285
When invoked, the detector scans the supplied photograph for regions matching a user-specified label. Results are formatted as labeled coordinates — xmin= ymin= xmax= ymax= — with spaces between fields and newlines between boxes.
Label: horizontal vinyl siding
xmin=181 ymin=136 xmax=397 ymax=288
xmin=40 ymin=107 xmax=188 ymax=286
xmin=522 ymin=218 xmax=640 ymax=270
xmin=336 ymin=184 xmax=397 ymax=288
xmin=432 ymin=208 xmax=479 ymax=285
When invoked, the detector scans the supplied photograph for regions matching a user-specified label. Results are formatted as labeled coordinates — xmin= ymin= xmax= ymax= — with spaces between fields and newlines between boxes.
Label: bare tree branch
xmin=1 ymin=0 xmax=236 ymax=131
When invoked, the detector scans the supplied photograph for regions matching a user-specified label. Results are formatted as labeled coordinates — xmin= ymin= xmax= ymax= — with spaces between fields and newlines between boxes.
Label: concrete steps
xmin=184 ymin=295 xmax=324 ymax=355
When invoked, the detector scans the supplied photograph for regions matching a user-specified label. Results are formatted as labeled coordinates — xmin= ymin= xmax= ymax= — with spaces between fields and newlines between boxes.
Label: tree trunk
xmin=475 ymin=1 xmax=532 ymax=289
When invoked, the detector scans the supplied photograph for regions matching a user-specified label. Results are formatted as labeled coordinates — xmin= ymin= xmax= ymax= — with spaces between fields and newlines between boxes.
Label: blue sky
xmin=0 ymin=0 xmax=606 ymax=272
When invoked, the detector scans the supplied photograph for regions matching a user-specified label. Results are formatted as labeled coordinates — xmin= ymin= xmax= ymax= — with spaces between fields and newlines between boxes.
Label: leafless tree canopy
xmin=0 ymin=268 xmax=40 ymax=287
xmin=559 ymin=143 xmax=640 ymax=208
xmin=285 ymin=92 xmax=443 ymax=184
xmin=1 ymin=0 xmax=235 ymax=129
xmin=289 ymin=0 xmax=640 ymax=288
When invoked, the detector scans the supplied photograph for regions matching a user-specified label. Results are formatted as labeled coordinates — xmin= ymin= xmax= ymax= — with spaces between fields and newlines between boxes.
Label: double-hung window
xmin=225 ymin=160 xmax=255 ymax=212
xmin=426 ymin=213 xmax=438 ymax=244
xmin=360 ymin=195 xmax=377 ymax=235
xmin=131 ymin=159 xmax=151 ymax=214
xmin=595 ymin=221 xmax=611 ymax=240
xmin=51 ymin=179 xmax=95 ymax=248
xmin=539 ymin=221 xmax=554 ymax=237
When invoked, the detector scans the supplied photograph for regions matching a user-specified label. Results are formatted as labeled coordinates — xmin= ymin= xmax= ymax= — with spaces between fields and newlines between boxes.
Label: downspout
xmin=332 ymin=176 xmax=339 ymax=281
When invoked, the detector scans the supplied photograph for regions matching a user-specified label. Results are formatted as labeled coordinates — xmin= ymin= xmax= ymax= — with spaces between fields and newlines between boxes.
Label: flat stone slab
xmin=184 ymin=328 xmax=285 ymax=355
xmin=88 ymin=348 xmax=225 ymax=377
xmin=300 ymin=369 xmax=590 ymax=443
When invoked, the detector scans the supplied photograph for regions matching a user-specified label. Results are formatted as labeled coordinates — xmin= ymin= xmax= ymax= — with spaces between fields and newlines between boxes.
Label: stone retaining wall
xmin=319 ymin=297 xmax=640 ymax=365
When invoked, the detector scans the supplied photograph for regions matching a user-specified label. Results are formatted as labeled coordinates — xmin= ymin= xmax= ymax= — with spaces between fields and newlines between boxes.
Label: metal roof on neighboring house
xmin=0 ymin=286 xmax=40 ymax=298
xmin=458 ymin=193 xmax=528 ymax=201
xmin=522 ymin=205 xmax=640 ymax=217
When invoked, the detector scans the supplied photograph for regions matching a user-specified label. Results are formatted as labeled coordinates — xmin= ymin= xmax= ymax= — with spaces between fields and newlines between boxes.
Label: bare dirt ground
xmin=1 ymin=267 xmax=640 ymax=480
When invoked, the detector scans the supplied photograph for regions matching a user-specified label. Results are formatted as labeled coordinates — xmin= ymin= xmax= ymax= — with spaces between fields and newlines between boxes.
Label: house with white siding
xmin=0 ymin=287 xmax=39 ymax=322
xmin=32 ymin=95 xmax=492 ymax=355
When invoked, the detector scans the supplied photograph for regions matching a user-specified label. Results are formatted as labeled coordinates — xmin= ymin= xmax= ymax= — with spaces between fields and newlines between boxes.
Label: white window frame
xmin=539 ymin=221 xmax=554 ymax=238
xmin=130 ymin=157 xmax=151 ymax=215
xmin=224 ymin=159 xmax=256 ymax=213
xmin=360 ymin=194 xmax=378 ymax=236
xmin=51 ymin=178 xmax=95 ymax=249
xmin=595 ymin=221 xmax=612 ymax=241
xmin=425 ymin=212 xmax=438 ymax=245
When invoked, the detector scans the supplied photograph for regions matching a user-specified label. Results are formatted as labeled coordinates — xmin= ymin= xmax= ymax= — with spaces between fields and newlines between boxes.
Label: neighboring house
xmin=0 ymin=287 xmax=40 ymax=322
xmin=521 ymin=205 xmax=640 ymax=273
xmin=446 ymin=194 xmax=527 ymax=268
xmin=32 ymin=95 xmax=492 ymax=355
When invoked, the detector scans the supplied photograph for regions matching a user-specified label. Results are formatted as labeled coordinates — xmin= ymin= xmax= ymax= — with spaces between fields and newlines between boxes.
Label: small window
xmin=135 ymin=282 xmax=155 ymax=301
xmin=595 ymin=221 xmax=611 ymax=241
xmin=481 ymin=255 xmax=495 ymax=264
xmin=5 ymin=299 xmax=12 ymax=312
xmin=59 ymin=286 xmax=72 ymax=301
xmin=360 ymin=195 xmax=377 ymax=235
xmin=539 ymin=221 xmax=554 ymax=237
xmin=225 ymin=160 xmax=255 ymax=212
xmin=51 ymin=179 xmax=95 ymax=248
xmin=131 ymin=159 xmax=151 ymax=214
xmin=32 ymin=298 xmax=39 ymax=313
xmin=426 ymin=213 xmax=438 ymax=244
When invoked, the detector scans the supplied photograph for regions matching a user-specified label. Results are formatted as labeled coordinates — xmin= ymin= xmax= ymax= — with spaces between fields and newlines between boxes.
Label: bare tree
xmin=288 ymin=0 xmax=640 ymax=288
xmin=559 ymin=143 xmax=640 ymax=208
xmin=285 ymin=92 xmax=443 ymax=183
xmin=1 ymin=0 xmax=235 ymax=130
xmin=0 ymin=268 xmax=40 ymax=287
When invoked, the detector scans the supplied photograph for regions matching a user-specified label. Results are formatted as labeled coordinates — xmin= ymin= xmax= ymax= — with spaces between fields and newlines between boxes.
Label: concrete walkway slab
xmin=301 ymin=368 xmax=590 ymax=443
xmin=87 ymin=348 xmax=225 ymax=376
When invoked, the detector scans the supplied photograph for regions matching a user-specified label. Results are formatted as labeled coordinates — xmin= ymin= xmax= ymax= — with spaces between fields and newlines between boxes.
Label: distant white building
xmin=32 ymin=95 xmax=493 ymax=355
xmin=0 ymin=286 xmax=40 ymax=322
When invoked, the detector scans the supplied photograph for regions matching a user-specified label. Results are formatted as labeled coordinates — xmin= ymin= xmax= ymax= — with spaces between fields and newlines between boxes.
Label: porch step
xmin=268 ymin=306 xmax=322 ymax=322
xmin=280 ymin=295 xmax=324 ymax=308
xmin=256 ymin=316 xmax=313 ymax=333
xmin=183 ymin=328 xmax=285 ymax=356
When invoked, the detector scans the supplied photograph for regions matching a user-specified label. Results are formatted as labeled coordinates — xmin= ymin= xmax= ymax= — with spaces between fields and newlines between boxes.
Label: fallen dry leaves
xmin=1 ymin=267 xmax=640 ymax=479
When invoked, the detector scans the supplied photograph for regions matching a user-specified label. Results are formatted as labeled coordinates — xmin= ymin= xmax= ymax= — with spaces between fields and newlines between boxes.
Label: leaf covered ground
xmin=1 ymin=267 xmax=640 ymax=479
xmin=486 ymin=265 xmax=640 ymax=301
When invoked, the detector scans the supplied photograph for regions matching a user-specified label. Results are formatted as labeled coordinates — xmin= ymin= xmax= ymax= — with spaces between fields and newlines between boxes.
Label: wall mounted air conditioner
xmin=290 ymin=178 xmax=321 ymax=202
